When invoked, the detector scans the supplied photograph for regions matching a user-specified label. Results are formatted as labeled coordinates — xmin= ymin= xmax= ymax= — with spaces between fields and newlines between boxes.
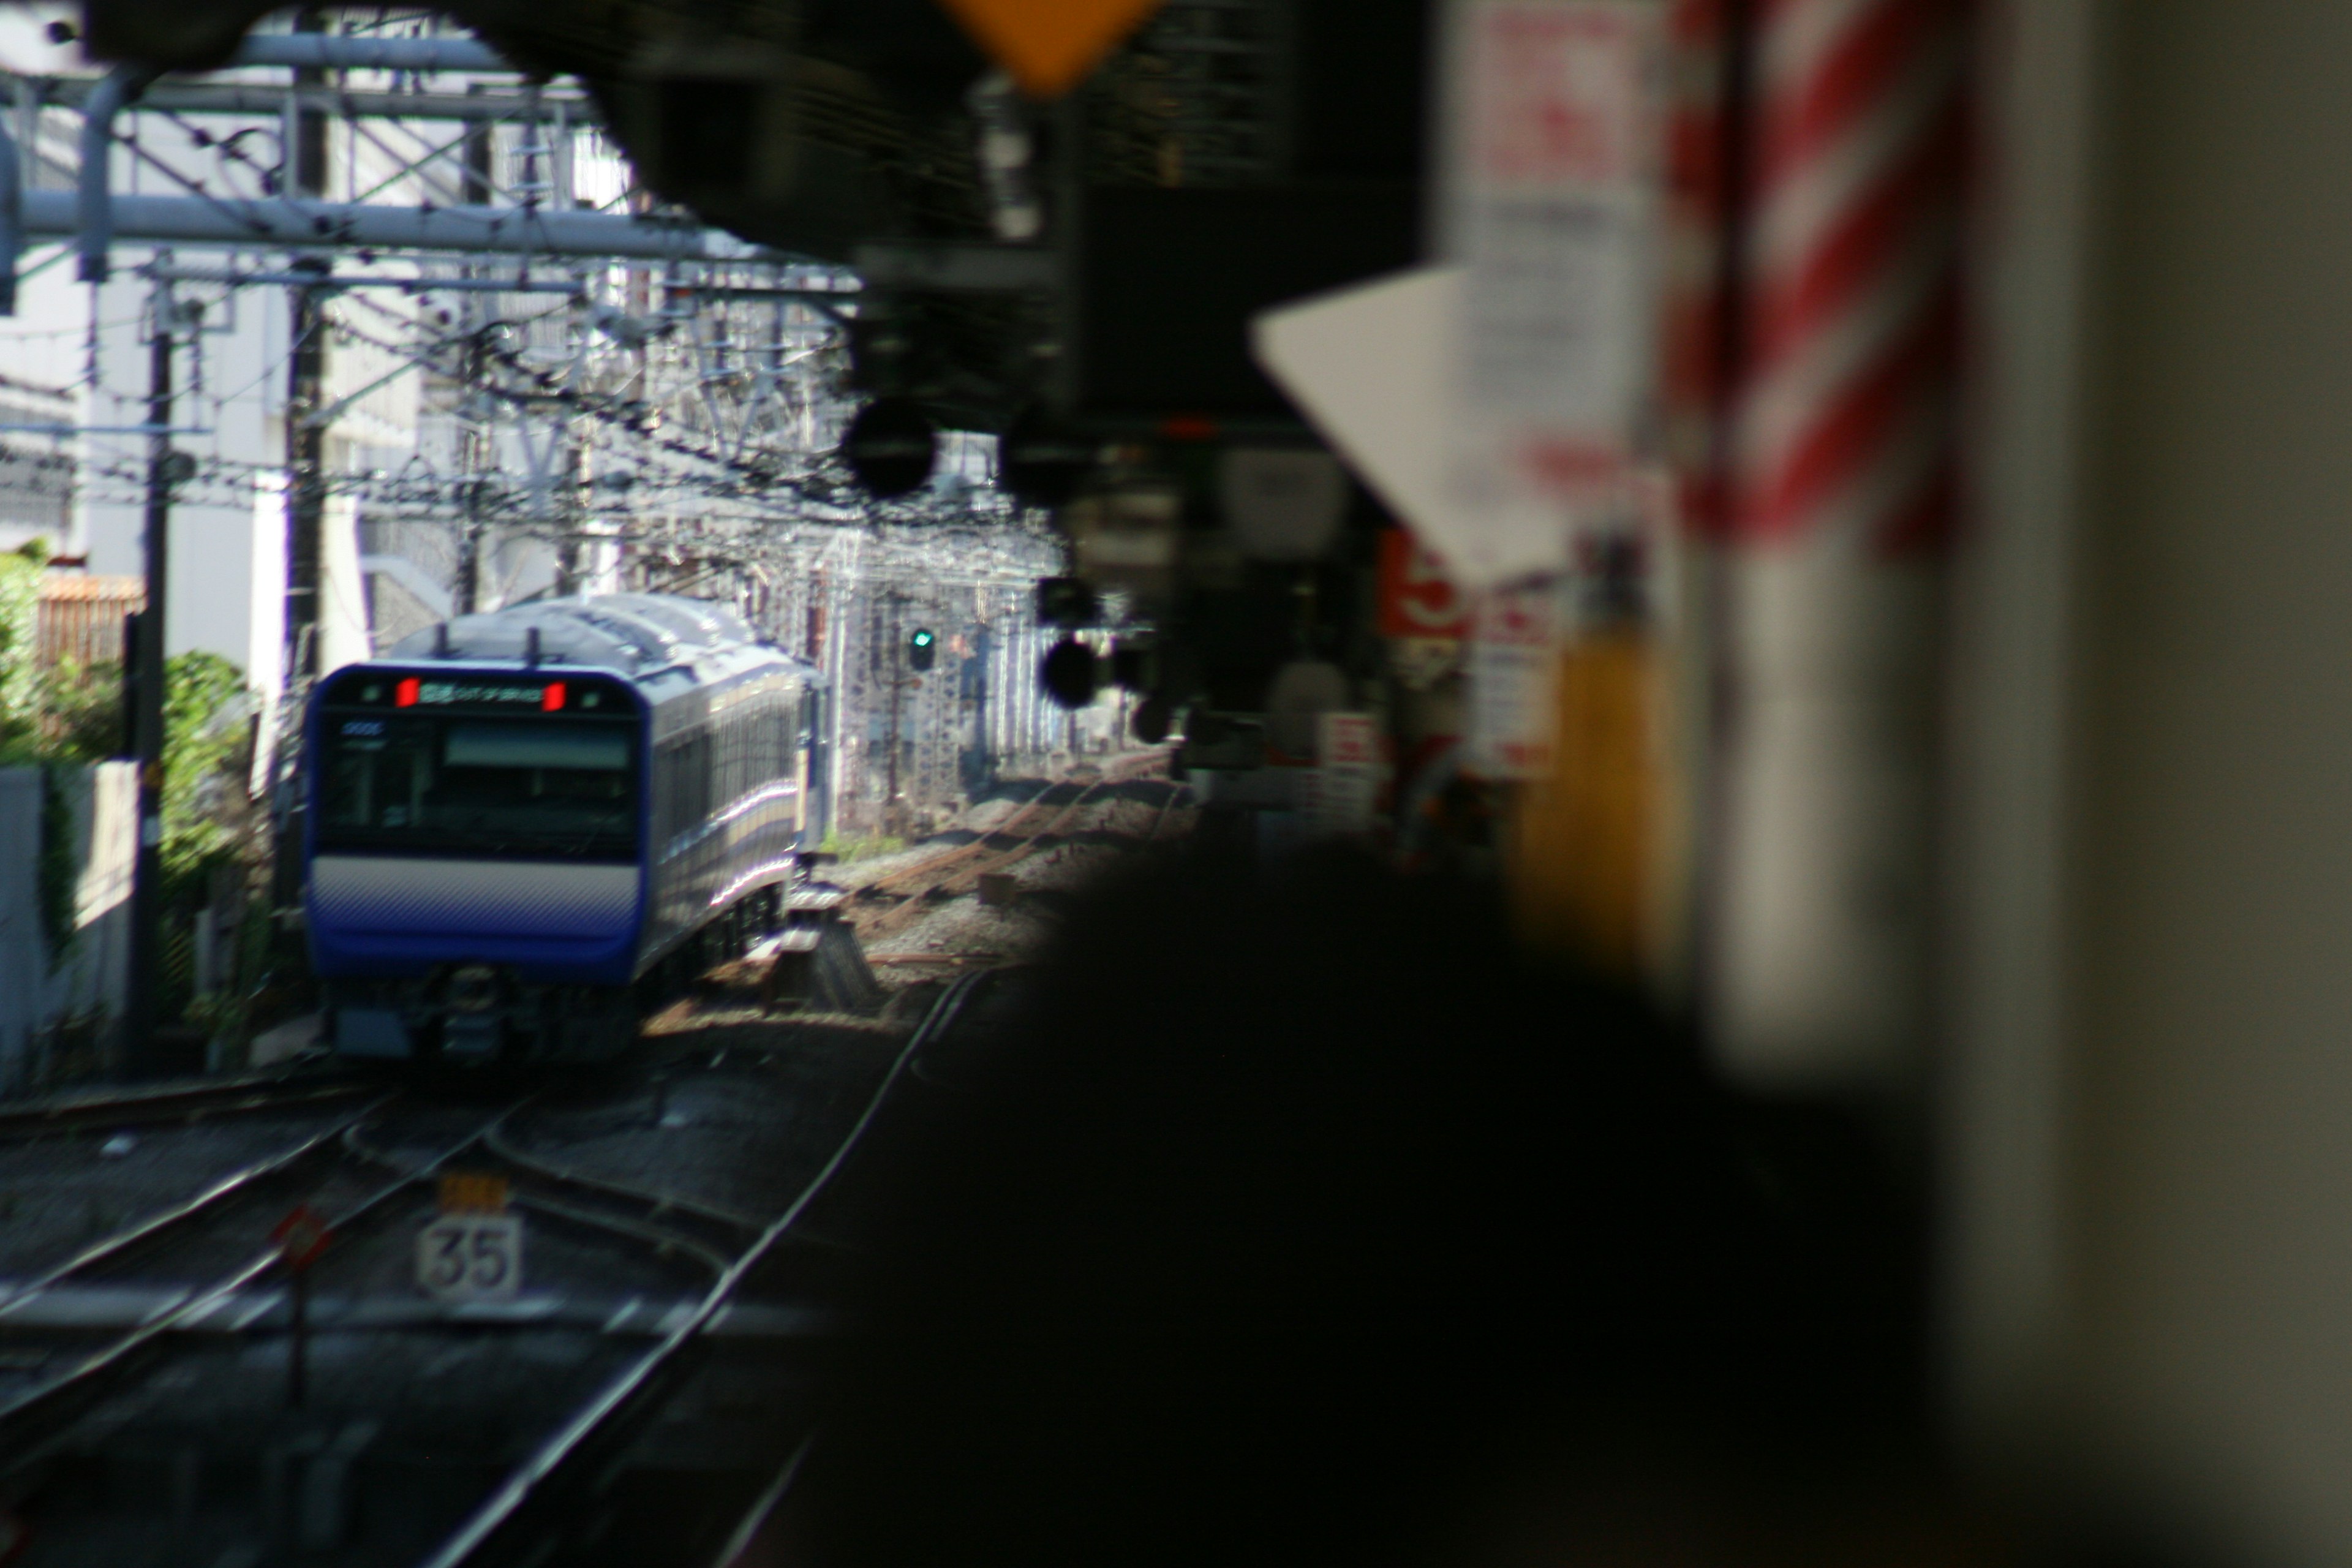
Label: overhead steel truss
xmin=9 ymin=15 xmax=1036 ymax=654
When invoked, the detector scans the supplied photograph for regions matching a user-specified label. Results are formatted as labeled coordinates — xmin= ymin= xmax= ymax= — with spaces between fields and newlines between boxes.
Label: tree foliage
xmin=0 ymin=540 xmax=47 ymax=750
xmin=2 ymin=631 xmax=255 ymax=941
xmin=31 ymin=658 xmax=124 ymax=763
xmin=158 ymin=650 xmax=251 ymax=885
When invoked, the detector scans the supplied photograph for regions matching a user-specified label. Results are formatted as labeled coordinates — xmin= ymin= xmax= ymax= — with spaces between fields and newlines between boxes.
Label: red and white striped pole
xmin=1676 ymin=0 xmax=1968 ymax=1084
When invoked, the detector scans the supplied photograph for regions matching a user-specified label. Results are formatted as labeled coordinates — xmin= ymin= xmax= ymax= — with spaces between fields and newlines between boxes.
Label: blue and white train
xmin=302 ymin=592 xmax=829 ymax=1063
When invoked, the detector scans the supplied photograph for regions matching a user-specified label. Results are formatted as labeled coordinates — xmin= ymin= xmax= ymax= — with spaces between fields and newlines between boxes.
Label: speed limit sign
xmin=416 ymin=1212 xmax=524 ymax=1302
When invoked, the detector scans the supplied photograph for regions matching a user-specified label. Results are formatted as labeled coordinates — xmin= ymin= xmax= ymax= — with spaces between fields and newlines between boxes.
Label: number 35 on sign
xmin=417 ymin=1174 xmax=522 ymax=1302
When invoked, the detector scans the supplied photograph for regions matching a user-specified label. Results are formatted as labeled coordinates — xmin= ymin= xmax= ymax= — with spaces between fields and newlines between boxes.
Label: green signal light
xmin=911 ymin=629 xmax=935 ymax=647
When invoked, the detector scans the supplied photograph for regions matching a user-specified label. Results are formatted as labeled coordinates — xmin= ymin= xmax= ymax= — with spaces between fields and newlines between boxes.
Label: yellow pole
xmin=1506 ymin=624 xmax=1665 ymax=981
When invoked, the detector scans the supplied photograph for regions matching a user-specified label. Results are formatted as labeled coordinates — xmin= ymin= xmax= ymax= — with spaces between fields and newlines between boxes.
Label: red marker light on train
xmin=394 ymin=677 xmax=420 ymax=708
xmin=540 ymin=682 xmax=567 ymax=712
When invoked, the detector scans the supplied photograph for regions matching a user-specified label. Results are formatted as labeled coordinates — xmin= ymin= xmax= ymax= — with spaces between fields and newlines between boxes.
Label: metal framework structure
xmin=0 ymin=9 xmax=1119 ymax=1058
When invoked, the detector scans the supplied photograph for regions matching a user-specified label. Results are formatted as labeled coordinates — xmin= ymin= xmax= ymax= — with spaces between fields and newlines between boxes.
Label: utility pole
xmin=124 ymin=279 xmax=183 ymax=1074
xmin=971 ymin=617 xmax=993 ymax=794
xmin=283 ymin=271 xmax=328 ymax=678
xmin=281 ymin=7 xmax=330 ymax=686
xmin=454 ymin=93 xmax=494 ymax=615
xmin=884 ymin=589 xmax=905 ymax=832
xmin=454 ymin=325 xmax=488 ymax=615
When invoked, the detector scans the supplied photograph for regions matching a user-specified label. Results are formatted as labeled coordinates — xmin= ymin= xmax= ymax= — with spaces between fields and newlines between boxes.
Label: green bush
xmin=0 ymin=563 xmax=264 ymax=1057
xmin=36 ymin=657 xmax=124 ymax=763
xmin=2 ymin=636 xmax=255 ymax=985
xmin=818 ymin=830 xmax=907 ymax=864
xmin=158 ymin=649 xmax=249 ymax=888
xmin=0 ymin=540 xmax=47 ymax=752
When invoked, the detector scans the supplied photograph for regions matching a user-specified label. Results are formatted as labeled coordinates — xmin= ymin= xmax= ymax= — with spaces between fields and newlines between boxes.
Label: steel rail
xmin=480 ymin=1123 xmax=764 ymax=1238
xmin=504 ymin=1190 xmax=736 ymax=1279
xmin=0 ymin=1093 xmax=397 ymax=1319
xmin=856 ymin=777 xmax=1109 ymax=943
xmin=416 ymin=970 xmax=986 ymax=1568
xmin=1144 ymin=777 xmax=1192 ymax=843
xmin=701 ymin=1434 xmax=816 ymax=1568
xmin=0 ymin=1071 xmax=372 ymax=1142
xmin=967 ymin=773 xmax=1113 ymax=869
xmin=0 ymin=1099 xmax=529 ymax=1464
xmin=852 ymin=751 xmax=1175 ymax=944
xmin=347 ymin=1110 xmax=751 ymax=1276
xmin=853 ymin=776 xmax=1063 ymax=902
xmin=869 ymin=773 xmax=1120 ymax=937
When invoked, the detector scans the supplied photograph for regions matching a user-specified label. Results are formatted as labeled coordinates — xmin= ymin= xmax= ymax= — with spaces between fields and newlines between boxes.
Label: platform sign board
xmin=1433 ymin=0 xmax=1665 ymax=533
xmin=1376 ymin=529 xmax=1472 ymax=641
xmin=1466 ymin=580 xmax=1565 ymax=780
xmin=1253 ymin=1 xmax=1664 ymax=595
xmin=1306 ymin=713 xmax=1382 ymax=837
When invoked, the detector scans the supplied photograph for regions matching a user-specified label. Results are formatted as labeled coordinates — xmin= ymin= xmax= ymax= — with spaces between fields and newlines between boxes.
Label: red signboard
xmin=1376 ymin=530 xmax=1472 ymax=641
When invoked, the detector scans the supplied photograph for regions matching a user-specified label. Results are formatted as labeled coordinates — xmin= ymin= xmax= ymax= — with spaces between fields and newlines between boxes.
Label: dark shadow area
xmin=794 ymin=848 xmax=1945 ymax=1568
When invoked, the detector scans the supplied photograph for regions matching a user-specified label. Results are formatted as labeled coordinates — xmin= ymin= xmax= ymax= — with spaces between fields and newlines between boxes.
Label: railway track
xmin=0 ymin=1091 xmax=503 ymax=1470
xmin=0 ymin=1069 xmax=409 ymax=1310
xmin=1143 ymin=774 xmax=1193 ymax=843
xmin=412 ymin=970 xmax=977 ymax=1568
xmin=854 ymin=775 xmax=1114 ymax=943
xmin=850 ymin=750 xmax=1185 ymax=944
xmin=847 ymin=778 xmax=1072 ymax=912
xmin=0 ymin=994 xmax=953 ymax=1564
xmin=0 ymin=1063 xmax=370 ymax=1143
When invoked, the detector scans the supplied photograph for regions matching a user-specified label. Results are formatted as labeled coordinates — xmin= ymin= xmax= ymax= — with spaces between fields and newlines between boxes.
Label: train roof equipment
xmin=380 ymin=593 xmax=821 ymax=693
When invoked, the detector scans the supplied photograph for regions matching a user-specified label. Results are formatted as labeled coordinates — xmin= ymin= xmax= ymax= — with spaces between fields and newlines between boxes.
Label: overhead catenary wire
xmin=35 ymin=36 xmax=1091 ymax=832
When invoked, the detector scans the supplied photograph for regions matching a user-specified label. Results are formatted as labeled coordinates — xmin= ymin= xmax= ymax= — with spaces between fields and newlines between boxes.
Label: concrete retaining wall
xmin=0 ymin=763 xmax=135 ymax=1091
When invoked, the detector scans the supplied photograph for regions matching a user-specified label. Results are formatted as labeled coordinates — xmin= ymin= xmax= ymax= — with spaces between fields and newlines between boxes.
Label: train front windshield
xmin=315 ymin=676 xmax=639 ymax=862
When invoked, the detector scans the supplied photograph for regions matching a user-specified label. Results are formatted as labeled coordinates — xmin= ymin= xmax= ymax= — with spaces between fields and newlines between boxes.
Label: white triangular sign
xmin=1251 ymin=265 xmax=1570 ymax=593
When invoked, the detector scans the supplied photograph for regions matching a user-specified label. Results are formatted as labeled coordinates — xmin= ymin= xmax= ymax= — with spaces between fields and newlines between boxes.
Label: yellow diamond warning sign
xmin=933 ymin=0 xmax=1166 ymax=99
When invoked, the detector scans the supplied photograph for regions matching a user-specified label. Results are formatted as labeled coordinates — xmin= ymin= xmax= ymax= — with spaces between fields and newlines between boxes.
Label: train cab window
xmin=317 ymin=712 xmax=639 ymax=861
xmin=445 ymin=723 xmax=630 ymax=772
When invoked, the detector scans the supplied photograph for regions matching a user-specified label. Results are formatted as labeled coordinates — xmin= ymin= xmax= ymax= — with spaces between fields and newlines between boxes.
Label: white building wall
xmin=0 ymin=36 xmax=443 ymax=689
xmin=318 ymin=491 xmax=370 ymax=675
xmin=74 ymin=256 xmax=290 ymax=672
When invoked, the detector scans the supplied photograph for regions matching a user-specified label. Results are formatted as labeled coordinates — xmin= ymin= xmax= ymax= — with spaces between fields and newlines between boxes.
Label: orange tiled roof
xmin=36 ymin=575 xmax=143 ymax=605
